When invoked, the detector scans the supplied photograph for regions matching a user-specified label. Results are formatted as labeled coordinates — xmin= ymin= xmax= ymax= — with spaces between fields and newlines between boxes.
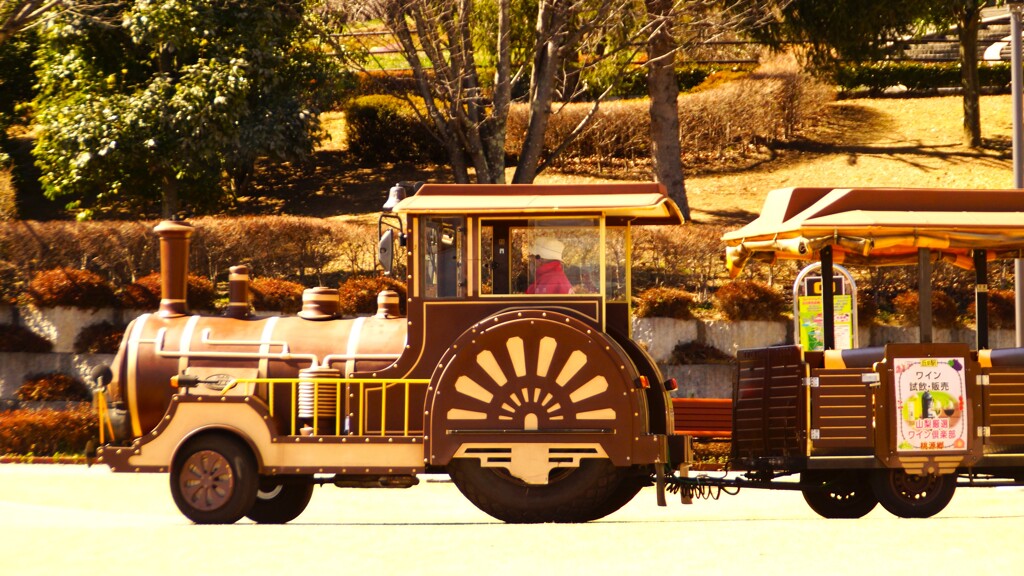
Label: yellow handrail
xmin=227 ymin=378 xmax=430 ymax=437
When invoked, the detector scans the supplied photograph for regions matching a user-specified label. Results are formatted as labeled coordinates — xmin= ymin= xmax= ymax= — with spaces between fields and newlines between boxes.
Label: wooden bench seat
xmin=672 ymin=397 xmax=733 ymax=438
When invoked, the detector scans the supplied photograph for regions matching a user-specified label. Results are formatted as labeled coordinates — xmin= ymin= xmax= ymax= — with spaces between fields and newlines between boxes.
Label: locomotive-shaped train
xmin=96 ymin=183 xmax=685 ymax=524
xmin=94 ymin=183 xmax=1024 ymax=523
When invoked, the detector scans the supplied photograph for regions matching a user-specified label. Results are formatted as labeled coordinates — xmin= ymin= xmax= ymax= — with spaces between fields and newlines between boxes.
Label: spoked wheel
xmin=448 ymin=458 xmax=629 ymax=523
xmin=870 ymin=469 xmax=956 ymax=518
xmin=245 ymin=477 xmax=315 ymax=524
xmin=170 ymin=434 xmax=258 ymax=524
xmin=801 ymin=470 xmax=878 ymax=519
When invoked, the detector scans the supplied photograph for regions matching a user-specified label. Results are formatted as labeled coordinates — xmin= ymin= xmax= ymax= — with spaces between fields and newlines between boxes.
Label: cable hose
xmin=666 ymin=471 xmax=742 ymax=501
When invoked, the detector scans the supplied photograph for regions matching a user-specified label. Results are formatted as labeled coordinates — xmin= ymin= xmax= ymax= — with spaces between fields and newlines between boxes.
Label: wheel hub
xmin=179 ymin=449 xmax=235 ymax=511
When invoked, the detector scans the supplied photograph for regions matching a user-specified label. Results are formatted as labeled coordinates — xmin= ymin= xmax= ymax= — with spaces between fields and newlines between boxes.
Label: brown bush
xmin=893 ymin=290 xmax=959 ymax=328
xmin=129 ymin=272 xmax=217 ymax=310
xmin=25 ymin=267 xmax=118 ymax=308
xmin=967 ymin=288 xmax=1016 ymax=330
xmin=338 ymin=275 xmax=408 ymax=316
xmin=250 ymin=277 xmax=306 ymax=313
xmin=118 ymin=281 xmax=160 ymax=309
xmin=0 ymin=166 xmax=15 ymax=221
xmin=73 ymin=321 xmax=126 ymax=354
xmin=0 ymin=324 xmax=53 ymax=353
xmin=714 ymin=280 xmax=787 ymax=321
xmin=632 ymin=224 xmax=728 ymax=296
xmin=671 ymin=341 xmax=734 ymax=365
xmin=0 ymin=406 xmax=98 ymax=456
xmin=17 ymin=372 xmax=91 ymax=402
xmin=634 ymin=287 xmax=695 ymax=319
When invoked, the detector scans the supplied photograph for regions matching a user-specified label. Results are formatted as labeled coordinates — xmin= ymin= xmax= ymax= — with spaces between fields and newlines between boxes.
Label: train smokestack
xmin=225 ymin=264 xmax=251 ymax=319
xmin=154 ymin=220 xmax=194 ymax=318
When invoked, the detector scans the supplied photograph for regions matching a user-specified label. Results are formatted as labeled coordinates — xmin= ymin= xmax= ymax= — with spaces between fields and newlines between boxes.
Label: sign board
xmin=892 ymin=356 xmax=968 ymax=453
xmin=798 ymin=294 xmax=853 ymax=351
xmin=793 ymin=265 xmax=857 ymax=351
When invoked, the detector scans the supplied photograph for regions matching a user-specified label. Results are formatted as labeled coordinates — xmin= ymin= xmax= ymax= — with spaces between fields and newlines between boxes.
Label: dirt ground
xmin=684 ymin=94 xmax=1015 ymax=224
xmin=241 ymin=94 xmax=1016 ymax=225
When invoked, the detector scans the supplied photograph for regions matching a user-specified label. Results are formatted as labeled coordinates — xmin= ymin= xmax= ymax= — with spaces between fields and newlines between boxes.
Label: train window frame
xmin=420 ymin=216 xmax=467 ymax=299
xmin=478 ymin=217 xmax=612 ymax=298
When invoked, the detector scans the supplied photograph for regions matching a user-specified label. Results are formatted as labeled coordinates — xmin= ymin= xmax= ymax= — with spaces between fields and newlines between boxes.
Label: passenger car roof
xmin=723 ymin=187 xmax=1024 ymax=275
xmin=392 ymin=183 xmax=684 ymax=225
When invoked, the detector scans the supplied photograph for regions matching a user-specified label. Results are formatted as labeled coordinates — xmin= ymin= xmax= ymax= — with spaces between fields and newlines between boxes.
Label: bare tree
xmin=344 ymin=0 xmax=649 ymax=185
xmin=0 ymin=0 xmax=62 ymax=44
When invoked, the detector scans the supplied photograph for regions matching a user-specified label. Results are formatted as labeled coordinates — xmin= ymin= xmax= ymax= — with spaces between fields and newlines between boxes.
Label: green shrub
xmin=73 ymin=321 xmax=126 ymax=354
xmin=634 ymin=287 xmax=695 ymax=319
xmin=671 ymin=341 xmax=734 ymax=365
xmin=893 ymin=290 xmax=959 ymax=328
xmin=129 ymin=272 xmax=217 ymax=311
xmin=17 ymin=372 xmax=91 ymax=402
xmin=0 ymin=324 xmax=53 ymax=353
xmin=25 ymin=267 xmax=117 ymax=308
xmin=343 ymin=95 xmax=446 ymax=164
xmin=338 ymin=275 xmax=408 ymax=316
xmin=0 ymin=406 xmax=98 ymax=456
xmin=250 ymin=277 xmax=305 ymax=313
xmin=834 ymin=61 xmax=1009 ymax=93
xmin=714 ymin=280 xmax=787 ymax=321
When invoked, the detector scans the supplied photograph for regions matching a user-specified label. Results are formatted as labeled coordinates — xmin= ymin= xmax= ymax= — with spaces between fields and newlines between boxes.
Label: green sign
xmin=798 ymin=294 xmax=853 ymax=351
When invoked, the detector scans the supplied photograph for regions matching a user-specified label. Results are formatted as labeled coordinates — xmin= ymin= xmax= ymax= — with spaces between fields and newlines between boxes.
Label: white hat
xmin=531 ymin=237 xmax=564 ymax=260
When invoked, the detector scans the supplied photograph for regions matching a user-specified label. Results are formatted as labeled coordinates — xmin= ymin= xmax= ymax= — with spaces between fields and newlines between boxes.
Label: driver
xmin=526 ymin=237 xmax=572 ymax=294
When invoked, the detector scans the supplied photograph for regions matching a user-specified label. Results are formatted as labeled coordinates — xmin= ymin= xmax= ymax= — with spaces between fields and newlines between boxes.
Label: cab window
xmin=421 ymin=217 xmax=466 ymax=298
xmin=480 ymin=218 xmax=600 ymax=295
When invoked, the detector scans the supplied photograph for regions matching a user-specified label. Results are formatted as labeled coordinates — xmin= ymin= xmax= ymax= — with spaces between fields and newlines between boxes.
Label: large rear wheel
xmin=448 ymin=458 xmax=628 ymax=523
xmin=170 ymin=434 xmax=258 ymax=524
xmin=801 ymin=470 xmax=878 ymax=519
xmin=870 ymin=469 xmax=956 ymax=518
xmin=245 ymin=477 xmax=315 ymax=524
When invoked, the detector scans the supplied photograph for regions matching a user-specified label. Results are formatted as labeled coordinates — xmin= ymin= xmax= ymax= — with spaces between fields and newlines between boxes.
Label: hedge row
xmin=345 ymin=58 xmax=832 ymax=168
xmin=0 ymin=216 xmax=385 ymax=303
xmin=0 ymin=405 xmax=97 ymax=456
xmin=353 ymin=64 xmax=740 ymax=101
xmin=834 ymin=61 xmax=1011 ymax=94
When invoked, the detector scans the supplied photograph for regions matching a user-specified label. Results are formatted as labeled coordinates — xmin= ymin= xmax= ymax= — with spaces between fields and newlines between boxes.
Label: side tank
xmin=104 ymin=220 xmax=408 ymax=442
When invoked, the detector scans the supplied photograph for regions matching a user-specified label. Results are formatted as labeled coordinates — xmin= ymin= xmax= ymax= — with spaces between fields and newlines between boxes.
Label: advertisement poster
xmin=798 ymin=294 xmax=853 ymax=351
xmin=893 ymin=357 xmax=968 ymax=452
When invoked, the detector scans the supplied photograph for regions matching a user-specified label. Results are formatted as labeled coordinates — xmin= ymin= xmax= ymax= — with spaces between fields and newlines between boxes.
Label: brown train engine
xmin=95 ymin=183 xmax=687 ymax=524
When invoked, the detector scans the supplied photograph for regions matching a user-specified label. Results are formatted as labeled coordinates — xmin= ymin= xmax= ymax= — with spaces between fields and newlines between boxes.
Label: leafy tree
xmin=741 ymin=0 xmax=1003 ymax=148
xmin=33 ymin=0 xmax=351 ymax=218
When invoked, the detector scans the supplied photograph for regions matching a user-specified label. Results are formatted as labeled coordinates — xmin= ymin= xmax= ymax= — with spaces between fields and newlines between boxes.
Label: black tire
xmin=170 ymin=434 xmax=259 ymax=524
xmin=245 ymin=477 xmax=315 ymax=524
xmin=448 ymin=458 xmax=627 ymax=523
xmin=870 ymin=469 xmax=956 ymax=518
xmin=801 ymin=470 xmax=878 ymax=519
xmin=573 ymin=470 xmax=649 ymax=522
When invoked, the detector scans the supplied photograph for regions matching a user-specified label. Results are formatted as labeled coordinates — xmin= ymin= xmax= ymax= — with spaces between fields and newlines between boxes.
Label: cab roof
xmin=392 ymin=183 xmax=684 ymax=225
xmin=723 ymin=187 xmax=1024 ymax=276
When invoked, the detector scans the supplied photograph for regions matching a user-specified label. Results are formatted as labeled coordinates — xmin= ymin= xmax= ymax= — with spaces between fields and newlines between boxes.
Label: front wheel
xmin=870 ymin=469 xmax=956 ymax=518
xmin=801 ymin=470 xmax=878 ymax=519
xmin=170 ymin=434 xmax=258 ymax=524
xmin=448 ymin=458 xmax=627 ymax=523
xmin=245 ymin=477 xmax=315 ymax=524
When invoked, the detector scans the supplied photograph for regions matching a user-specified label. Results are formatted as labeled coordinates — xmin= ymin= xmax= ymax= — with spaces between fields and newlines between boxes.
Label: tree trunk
xmin=958 ymin=2 xmax=982 ymax=148
xmin=644 ymin=0 xmax=690 ymax=221
xmin=160 ymin=172 xmax=179 ymax=219
xmin=482 ymin=0 xmax=513 ymax=184
xmin=512 ymin=0 xmax=563 ymax=184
